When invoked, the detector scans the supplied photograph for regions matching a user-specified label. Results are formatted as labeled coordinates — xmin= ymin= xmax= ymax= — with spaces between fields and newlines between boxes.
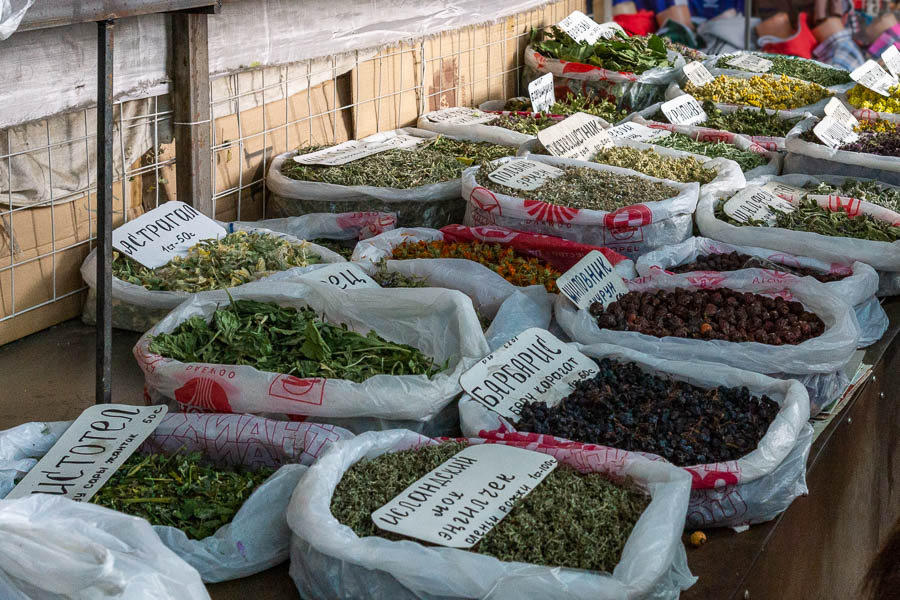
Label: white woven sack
xmin=287 ymin=430 xmax=696 ymax=600
xmin=134 ymin=281 xmax=489 ymax=435
xmin=635 ymin=236 xmax=887 ymax=347
xmin=462 ymin=155 xmax=700 ymax=260
xmin=458 ymin=343 xmax=813 ymax=528
xmin=0 ymin=413 xmax=353 ymax=583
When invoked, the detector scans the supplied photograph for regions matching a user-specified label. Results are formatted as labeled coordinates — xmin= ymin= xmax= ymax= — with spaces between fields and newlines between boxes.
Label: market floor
xmin=0 ymin=319 xmax=300 ymax=599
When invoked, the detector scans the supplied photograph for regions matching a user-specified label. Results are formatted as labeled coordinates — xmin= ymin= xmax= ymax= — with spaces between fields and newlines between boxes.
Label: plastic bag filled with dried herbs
xmin=696 ymin=175 xmax=900 ymax=292
xmin=521 ymin=29 xmax=685 ymax=112
xmin=635 ymin=236 xmax=888 ymax=347
xmin=670 ymin=72 xmax=832 ymax=113
xmin=623 ymin=99 xmax=807 ymax=151
xmin=0 ymin=413 xmax=353 ymax=583
xmin=81 ymin=226 xmax=344 ymax=333
xmin=708 ymin=52 xmax=853 ymax=92
xmin=286 ymin=430 xmax=695 ymax=600
xmin=462 ymin=155 xmax=699 ymax=260
xmin=266 ymin=129 xmax=516 ymax=228
xmin=784 ymin=115 xmax=900 ymax=187
xmin=135 ymin=281 xmax=489 ymax=435
xmin=480 ymin=93 xmax=630 ymax=124
xmin=459 ymin=342 xmax=814 ymax=528
xmin=0 ymin=494 xmax=209 ymax=600
xmin=351 ymin=225 xmax=634 ymax=317
xmin=555 ymin=271 xmax=860 ymax=415
xmin=417 ymin=107 xmax=568 ymax=147
xmin=229 ymin=212 xmax=398 ymax=261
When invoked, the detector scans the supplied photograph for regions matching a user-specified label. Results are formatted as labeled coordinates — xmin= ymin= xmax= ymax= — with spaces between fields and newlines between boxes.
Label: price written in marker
xmin=683 ymin=61 xmax=714 ymax=87
xmin=607 ymin=122 xmax=672 ymax=142
xmin=557 ymin=11 xmax=623 ymax=44
xmin=850 ymin=59 xmax=897 ymax=97
xmin=292 ymin=134 xmax=422 ymax=166
xmin=7 ymin=404 xmax=168 ymax=502
xmin=556 ymin=250 xmax=629 ymax=310
xmin=723 ymin=186 xmax=796 ymax=225
xmin=459 ymin=327 xmax=599 ymax=419
xmin=813 ymin=115 xmax=859 ymax=149
xmin=883 ymin=45 xmax=900 ymax=80
xmin=487 ymin=159 xmax=564 ymax=192
xmin=371 ymin=444 xmax=558 ymax=548
xmin=298 ymin=263 xmax=380 ymax=290
xmin=661 ymin=94 xmax=707 ymax=126
xmin=726 ymin=53 xmax=773 ymax=73
xmin=113 ymin=200 xmax=227 ymax=269
xmin=761 ymin=181 xmax=808 ymax=202
xmin=528 ymin=73 xmax=556 ymax=113
xmin=537 ymin=112 xmax=612 ymax=160
xmin=426 ymin=107 xmax=496 ymax=126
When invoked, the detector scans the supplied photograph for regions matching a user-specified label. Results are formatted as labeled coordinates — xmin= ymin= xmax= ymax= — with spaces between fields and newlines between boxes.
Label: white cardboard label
xmin=528 ymin=73 xmax=555 ymax=113
xmin=683 ymin=61 xmax=714 ymax=87
xmin=761 ymin=181 xmax=808 ymax=202
xmin=557 ymin=11 xmax=622 ymax=44
xmin=813 ymin=115 xmax=859 ymax=148
xmin=851 ymin=59 xmax=897 ymax=97
xmin=607 ymin=122 xmax=672 ymax=142
xmin=113 ymin=201 xmax=226 ymax=269
xmin=556 ymin=250 xmax=628 ymax=310
xmin=537 ymin=112 xmax=612 ymax=160
xmin=883 ymin=45 xmax=900 ymax=80
xmin=371 ymin=444 xmax=558 ymax=548
xmin=459 ymin=327 xmax=599 ymax=418
xmin=726 ymin=53 xmax=773 ymax=73
xmin=426 ymin=107 xmax=496 ymax=126
xmin=298 ymin=263 xmax=380 ymax=290
xmin=823 ymin=97 xmax=859 ymax=129
xmin=487 ymin=159 xmax=564 ymax=191
xmin=723 ymin=186 xmax=796 ymax=225
xmin=292 ymin=134 xmax=423 ymax=166
xmin=7 ymin=405 xmax=168 ymax=501
xmin=661 ymin=94 xmax=707 ymax=126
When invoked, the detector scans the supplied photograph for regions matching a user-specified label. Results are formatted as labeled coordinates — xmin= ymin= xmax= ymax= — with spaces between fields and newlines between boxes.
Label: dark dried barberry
xmin=670 ymin=251 xmax=848 ymax=283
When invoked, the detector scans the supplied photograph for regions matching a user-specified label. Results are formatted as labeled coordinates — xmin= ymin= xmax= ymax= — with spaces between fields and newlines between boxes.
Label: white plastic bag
xmin=287 ymin=430 xmax=695 ymax=600
xmin=352 ymin=225 xmax=635 ymax=318
xmin=621 ymin=100 xmax=808 ymax=151
xmin=705 ymin=52 xmax=854 ymax=94
xmin=0 ymin=494 xmax=210 ymax=600
xmin=230 ymin=211 xmax=397 ymax=243
xmin=555 ymin=273 xmax=860 ymax=415
xmin=462 ymin=155 xmax=700 ymax=260
xmin=664 ymin=72 xmax=833 ymax=114
xmin=265 ymin=128 xmax=515 ymax=228
xmin=417 ymin=106 xmax=543 ymax=147
xmin=81 ymin=224 xmax=344 ymax=332
xmin=784 ymin=115 xmax=900 ymax=185
xmin=459 ymin=343 xmax=813 ymax=528
xmin=695 ymin=174 xmax=900 ymax=276
xmin=522 ymin=44 xmax=686 ymax=112
xmin=135 ymin=281 xmax=489 ymax=435
xmin=635 ymin=236 xmax=888 ymax=347
xmin=0 ymin=413 xmax=353 ymax=583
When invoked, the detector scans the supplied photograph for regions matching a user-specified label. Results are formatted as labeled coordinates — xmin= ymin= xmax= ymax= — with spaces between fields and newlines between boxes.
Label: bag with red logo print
xmin=81 ymin=224 xmax=345 ymax=333
xmin=135 ymin=281 xmax=489 ymax=436
xmin=622 ymin=101 xmax=808 ymax=152
xmin=785 ymin=115 xmax=900 ymax=186
xmin=461 ymin=155 xmax=700 ymax=260
xmin=351 ymin=225 xmax=635 ymax=318
xmin=266 ymin=129 xmax=516 ymax=229
xmin=286 ymin=430 xmax=696 ymax=600
xmin=696 ymin=174 xmax=900 ymax=296
xmin=0 ymin=413 xmax=353 ymax=584
xmin=522 ymin=44 xmax=686 ymax=112
xmin=636 ymin=236 xmax=888 ymax=347
xmin=459 ymin=343 xmax=813 ymax=529
xmin=230 ymin=211 xmax=397 ymax=250
xmin=555 ymin=274 xmax=860 ymax=416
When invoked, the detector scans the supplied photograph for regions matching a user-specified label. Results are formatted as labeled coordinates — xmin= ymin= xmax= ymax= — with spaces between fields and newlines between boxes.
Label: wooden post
xmin=172 ymin=12 xmax=214 ymax=217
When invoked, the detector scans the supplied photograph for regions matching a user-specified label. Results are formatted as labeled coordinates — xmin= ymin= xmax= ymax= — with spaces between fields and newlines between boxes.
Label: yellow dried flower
xmin=684 ymin=74 xmax=831 ymax=110
xmin=846 ymin=84 xmax=900 ymax=114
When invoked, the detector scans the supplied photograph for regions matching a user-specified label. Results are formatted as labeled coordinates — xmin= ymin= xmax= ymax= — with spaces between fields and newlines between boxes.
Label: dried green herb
xmin=716 ymin=54 xmax=851 ymax=87
xmin=91 ymin=452 xmax=273 ymax=540
xmin=475 ymin=162 xmax=677 ymax=211
xmin=651 ymin=101 xmax=801 ymax=138
xmin=808 ymin=179 xmax=900 ymax=213
xmin=311 ymin=238 xmax=356 ymax=260
xmin=715 ymin=197 xmax=900 ymax=242
xmin=592 ymin=146 xmax=717 ymax=184
xmin=148 ymin=298 xmax=444 ymax=381
xmin=112 ymin=231 xmax=321 ymax=292
xmin=370 ymin=264 xmax=430 ymax=288
xmin=662 ymin=39 xmax=707 ymax=62
xmin=488 ymin=113 xmax=561 ymax=135
xmin=502 ymin=93 xmax=628 ymax=123
xmin=281 ymin=136 xmax=514 ymax=187
xmin=331 ymin=441 xmax=649 ymax=572
xmin=652 ymin=132 xmax=768 ymax=172
xmin=532 ymin=27 xmax=670 ymax=74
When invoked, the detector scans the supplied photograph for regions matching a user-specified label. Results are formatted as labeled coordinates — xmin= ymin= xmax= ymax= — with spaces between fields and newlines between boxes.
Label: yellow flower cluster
xmin=855 ymin=118 xmax=898 ymax=133
xmin=846 ymin=84 xmax=900 ymax=114
xmin=684 ymin=74 xmax=831 ymax=110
